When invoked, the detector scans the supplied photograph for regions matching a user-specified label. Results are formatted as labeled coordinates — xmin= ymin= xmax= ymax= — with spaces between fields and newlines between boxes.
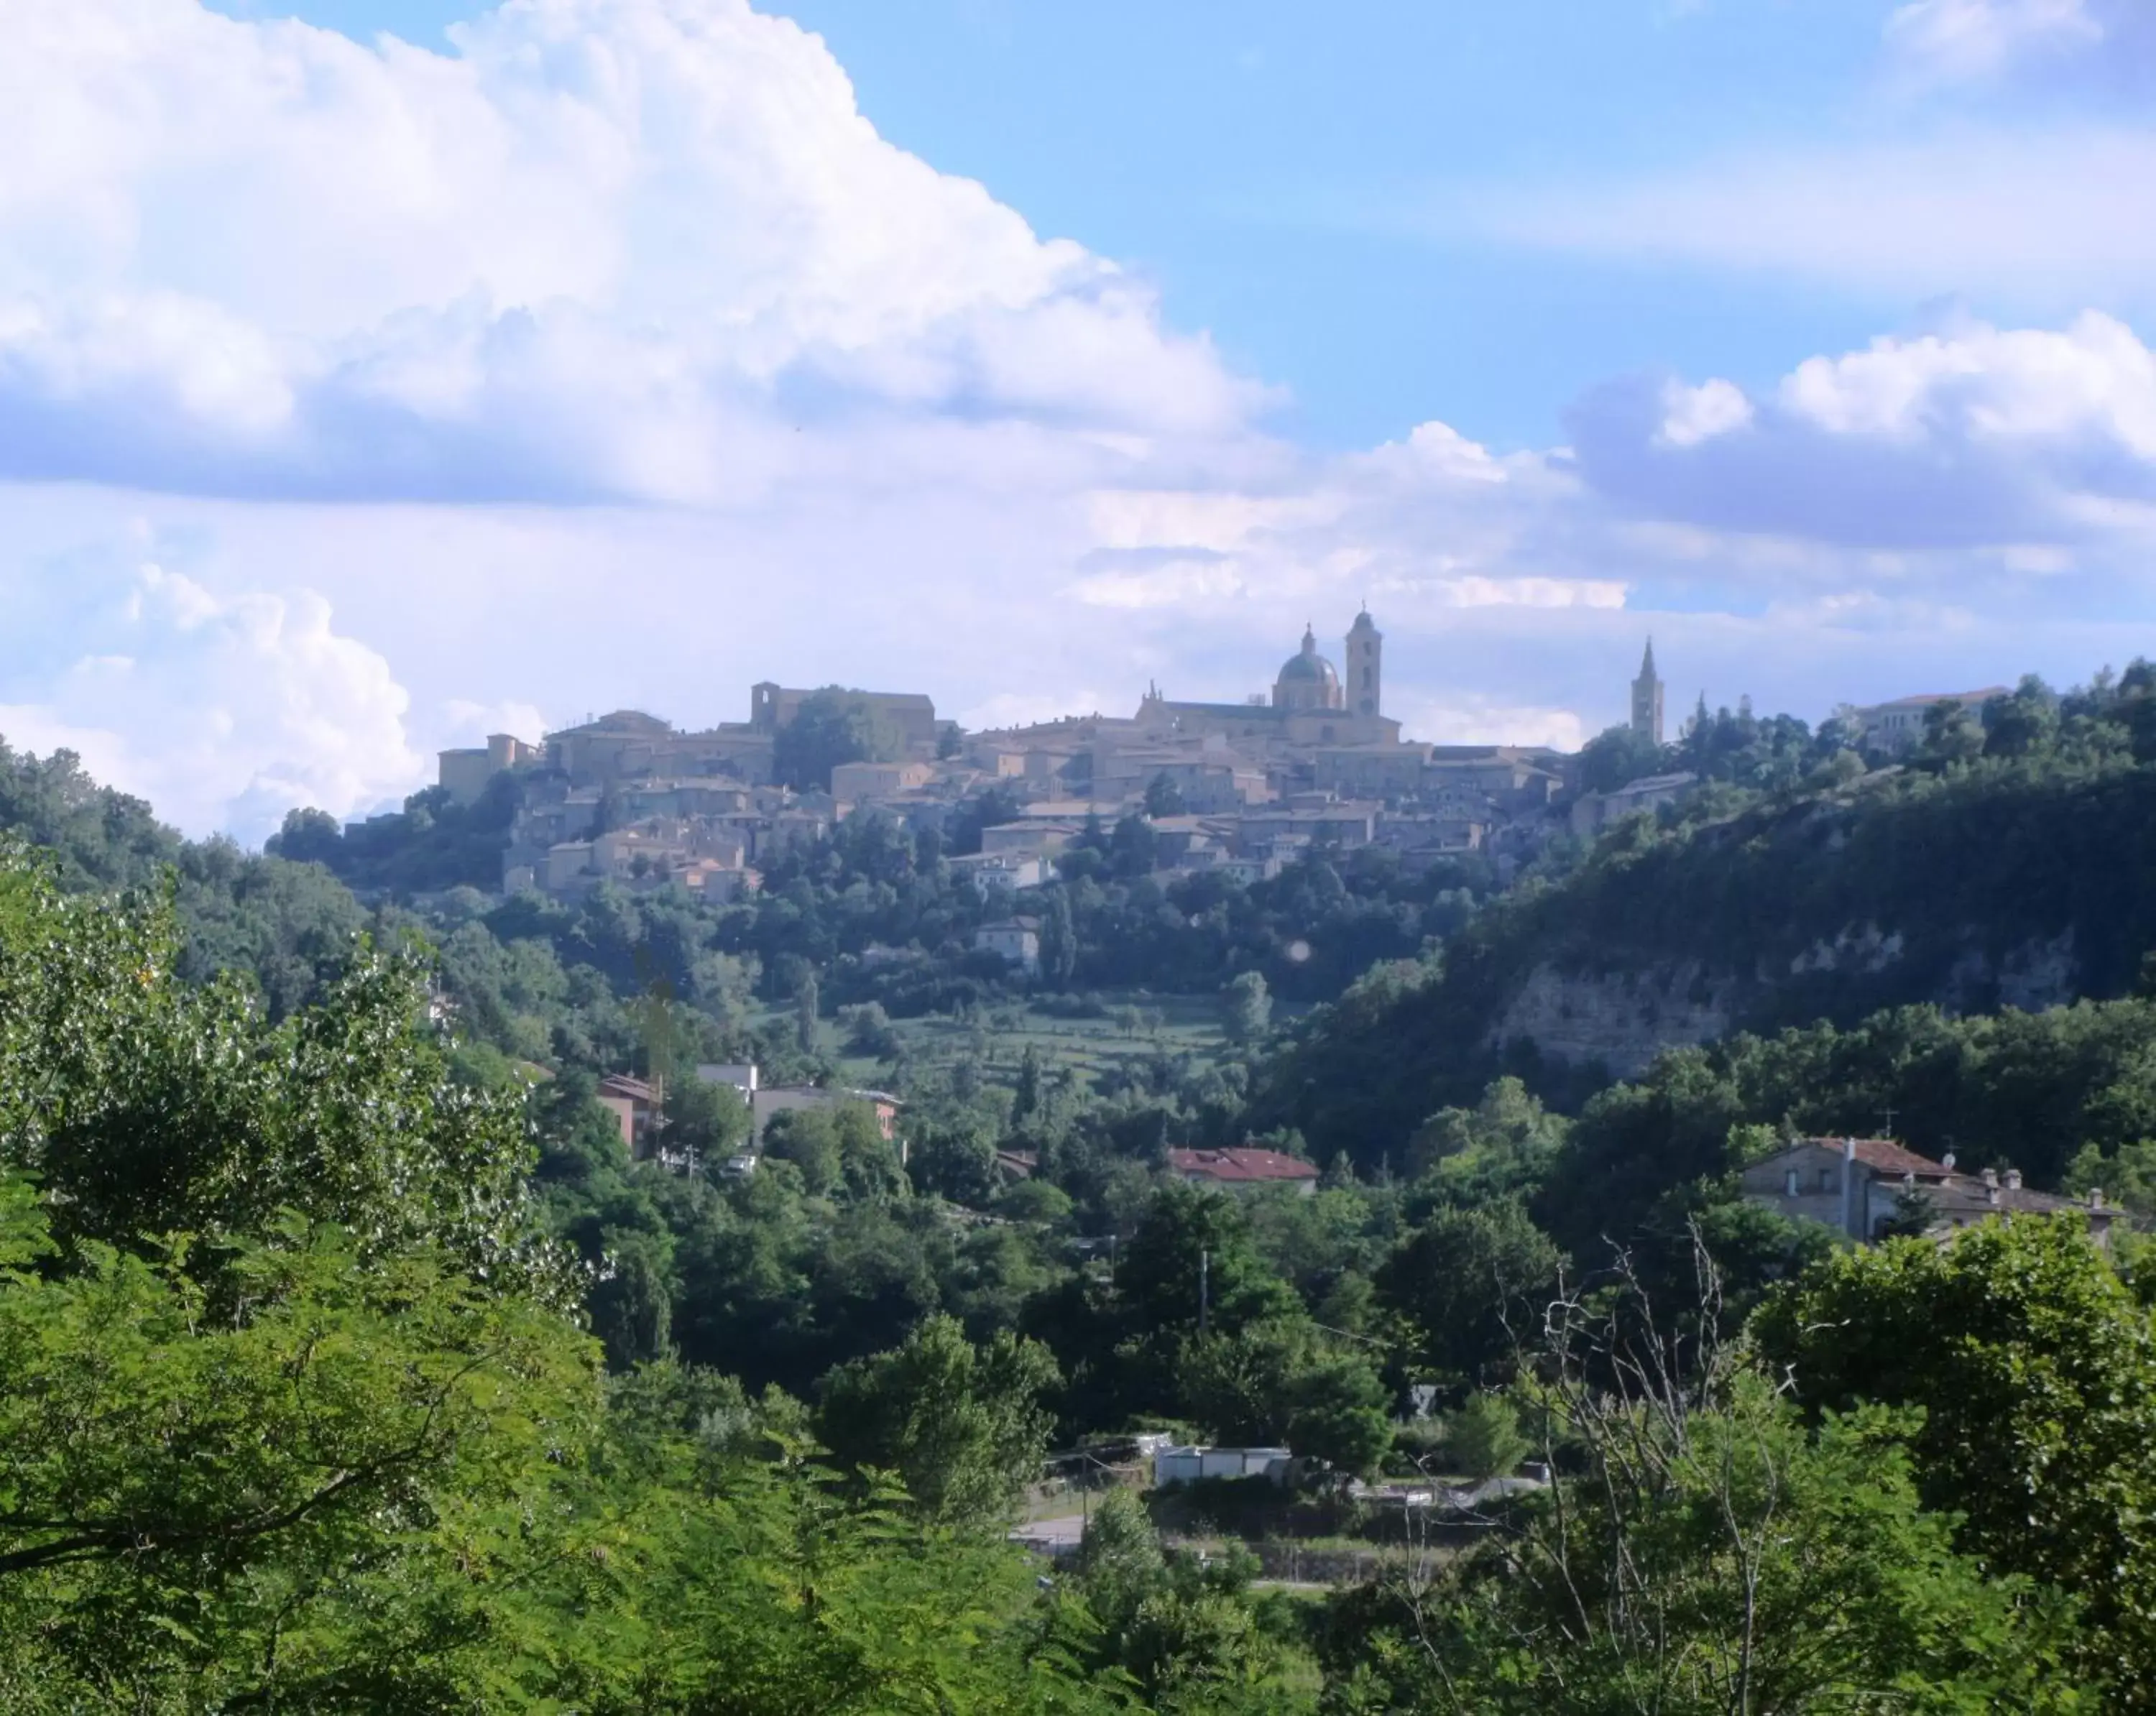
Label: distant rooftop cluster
xmin=428 ymin=622 xmax=1968 ymax=915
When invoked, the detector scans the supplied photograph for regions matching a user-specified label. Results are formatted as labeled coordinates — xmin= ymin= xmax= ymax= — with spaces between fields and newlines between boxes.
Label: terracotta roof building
xmin=1170 ymin=1147 xmax=1321 ymax=1197
xmin=1741 ymin=1136 xmax=2114 ymax=1246
xmin=596 ymin=1073 xmax=661 ymax=1154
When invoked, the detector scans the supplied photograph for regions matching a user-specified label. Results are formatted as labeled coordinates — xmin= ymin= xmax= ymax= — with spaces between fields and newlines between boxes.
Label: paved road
xmin=1010 ymin=1514 xmax=1087 ymax=1553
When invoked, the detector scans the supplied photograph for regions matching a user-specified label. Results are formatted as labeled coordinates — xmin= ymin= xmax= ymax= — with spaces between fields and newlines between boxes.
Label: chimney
xmin=2004 ymin=1168 xmax=2022 ymax=1191
xmin=1843 ymin=1138 xmax=1858 ymax=1162
xmin=2090 ymin=1188 xmax=2106 ymax=1211
xmin=1981 ymin=1167 xmax=1999 ymax=1189
xmin=1941 ymin=1151 xmax=1956 ymax=1171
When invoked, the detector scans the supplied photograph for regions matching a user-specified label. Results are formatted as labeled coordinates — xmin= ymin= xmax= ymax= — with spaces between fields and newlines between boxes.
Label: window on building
xmin=1784 ymin=1169 xmax=1800 ymax=1197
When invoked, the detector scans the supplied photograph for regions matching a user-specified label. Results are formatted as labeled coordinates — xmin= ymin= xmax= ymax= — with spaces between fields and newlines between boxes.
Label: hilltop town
xmin=433 ymin=614 xmax=1977 ymax=930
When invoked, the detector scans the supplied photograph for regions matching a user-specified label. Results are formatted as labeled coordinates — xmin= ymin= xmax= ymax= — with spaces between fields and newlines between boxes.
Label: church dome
xmin=1273 ymin=623 xmax=1344 ymax=711
xmin=1277 ymin=650 xmax=1338 ymax=686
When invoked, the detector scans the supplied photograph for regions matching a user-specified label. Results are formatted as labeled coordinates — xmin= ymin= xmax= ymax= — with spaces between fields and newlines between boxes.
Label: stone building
xmin=1853 ymin=688 xmax=2010 ymax=753
xmin=1740 ymin=1136 xmax=2115 ymax=1245
xmin=544 ymin=709 xmax=775 ymax=786
xmin=1135 ymin=613 xmax=1403 ymax=755
xmin=750 ymin=682 xmax=940 ymax=748
xmin=974 ymin=918 xmax=1042 ymax=974
xmin=436 ymin=731 xmax=543 ymax=806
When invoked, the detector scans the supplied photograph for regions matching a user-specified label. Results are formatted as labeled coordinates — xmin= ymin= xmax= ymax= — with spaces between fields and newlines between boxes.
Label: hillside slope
xmin=1252 ymin=747 xmax=2156 ymax=1166
xmin=0 ymin=739 xmax=367 ymax=1015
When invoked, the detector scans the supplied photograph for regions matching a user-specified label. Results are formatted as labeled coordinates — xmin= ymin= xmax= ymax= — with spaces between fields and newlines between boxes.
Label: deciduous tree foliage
xmin=773 ymin=688 xmax=908 ymax=790
xmin=0 ymin=848 xmax=558 ymax=1297
xmin=0 ymin=1185 xmax=598 ymax=1706
xmin=1756 ymin=1217 xmax=2156 ymax=1702
xmin=0 ymin=848 xmax=1121 ymax=1712
xmin=1374 ymin=1199 xmax=1562 ymax=1394
xmin=817 ymin=1314 xmax=1060 ymax=1529
xmin=1330 ymin=1271 xmax=2093 ymax=1715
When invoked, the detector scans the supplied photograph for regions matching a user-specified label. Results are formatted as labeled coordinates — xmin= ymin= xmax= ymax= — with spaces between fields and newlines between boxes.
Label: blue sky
xmin=5 ymin=0 xmax=2156 ymax=834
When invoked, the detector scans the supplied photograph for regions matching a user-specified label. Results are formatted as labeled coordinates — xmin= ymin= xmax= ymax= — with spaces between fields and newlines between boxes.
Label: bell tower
xmin=1631 ymin=639 xmax=1665 ymax=745
xmin=1346 ymin=608 xmax=1382 ymax=718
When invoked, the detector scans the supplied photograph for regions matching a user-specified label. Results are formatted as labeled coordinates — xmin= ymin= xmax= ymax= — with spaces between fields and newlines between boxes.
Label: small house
xmin=1168 ymin=1146 xmax=1320 ymax=1198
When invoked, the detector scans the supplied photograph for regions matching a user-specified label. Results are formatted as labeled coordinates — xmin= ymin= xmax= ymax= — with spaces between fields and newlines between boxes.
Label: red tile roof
xmin=1826 ymin=1138 xmax=1955 ymax=1179
xmin=1170 ymin=1147 xmax=1320 ymax=1184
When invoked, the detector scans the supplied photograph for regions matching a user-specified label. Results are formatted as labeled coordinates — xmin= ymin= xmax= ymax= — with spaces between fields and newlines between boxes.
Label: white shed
xmin=1151 ymin=1446 xmax=1294 ymax=1487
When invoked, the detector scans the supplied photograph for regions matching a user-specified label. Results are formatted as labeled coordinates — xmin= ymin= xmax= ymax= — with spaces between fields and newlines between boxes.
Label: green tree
xmin=1144 ymin=772 xmax=1188 ymax=818
xmin=762 ymin=1102 xmax=902 ymax=1201
xmin=0 ymin=1182 xmax=602 ymax=1707
xmin=1375 ymin=1200 xmax=1563 ymax=1393
xmin=1218 ymin=970 xmax=1272 ymax=1045
xmin=0 ymin=844 xmax=1125 ymax=1712
xmin=1038 ymin=887 xmax=1078 ymax=986
xmin=1918 ymin=696 xmax=1986 ymax=765
xmin=842 ymin=999 xmax=900 ymax=1058
xmin=816 ymin=1314 xmax=1060 ymax=1528
xmin=1069 ymin=1489 xmax=1312 ymax=1712
xmin=1755 ymin=1217 xmax=2156 ymax=1697
xmin=1115 ymin=1183 xmax=1300 ymax=1340
xmin=1388 ymin=1387 xmax=2086 ymax=1713
xmin=1335 ymin=1255 xmax=2090 ymax=1715
xmin=1406 ymin=1074 xmax=1567 ymax=1199
xmin=657 ymin=1070 xmax=752 ymax=1165
xmin=589 ymin=1230 xmax=678 ymax=1368
xmin=1577 ymin=722 xmax=1669 ymax=794
xmin=1445 ymin=1389 xmax=1526 ymax=1481
xmin=908 ymin=1110 xmax=1000 ymax=1207
xmin=1013 ymin=1041 xmax=1044 ymax=1121
xmin=1984 ymin=675 xmax=2062 ymax=758
xmin=1178 ymin=1319 xmax=1392 ymax=1476
xmin=0 ymin=850 xmax=556 ymax=1296
xmin=773 ymin=688 xmax=907 ymax=790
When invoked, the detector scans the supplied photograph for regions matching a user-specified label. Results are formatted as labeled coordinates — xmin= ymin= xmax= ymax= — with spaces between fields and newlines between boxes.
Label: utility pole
xmin=1199 ymin=1248 xmax=1210 ymax=1336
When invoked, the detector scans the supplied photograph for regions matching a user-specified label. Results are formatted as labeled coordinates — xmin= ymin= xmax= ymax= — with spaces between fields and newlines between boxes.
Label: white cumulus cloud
xmin=1568 ymin=313 xmax=2156 ymax=548
xmin=0 ymin=0 xmax=1261 ymax=504
xmin=0 ymin=555 xmax=420 ymax=841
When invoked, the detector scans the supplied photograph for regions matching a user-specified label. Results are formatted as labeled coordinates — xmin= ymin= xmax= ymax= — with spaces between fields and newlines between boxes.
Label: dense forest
xmin=9 ymin=669 xmax=2156 ymax=1707
xmin=1254 ymin=668 xmax=2156 ymax=1163
xmin=1 ymin=852 xmax=2144 ymax=1708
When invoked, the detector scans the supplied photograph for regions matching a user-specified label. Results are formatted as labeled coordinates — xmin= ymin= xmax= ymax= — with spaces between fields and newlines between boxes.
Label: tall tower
xmin=1631 ymin=639 xmax=1665 ymax=746
xmin=1346 ymin=608 xmax=1383 ymax=718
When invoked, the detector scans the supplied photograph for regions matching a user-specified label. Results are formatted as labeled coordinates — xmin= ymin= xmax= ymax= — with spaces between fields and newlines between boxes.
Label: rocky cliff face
xmin=1491 ymin=964 xmax=1738 ymax=1080
xmin=1486 ymin=925 xmax=2085 ymax=1079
